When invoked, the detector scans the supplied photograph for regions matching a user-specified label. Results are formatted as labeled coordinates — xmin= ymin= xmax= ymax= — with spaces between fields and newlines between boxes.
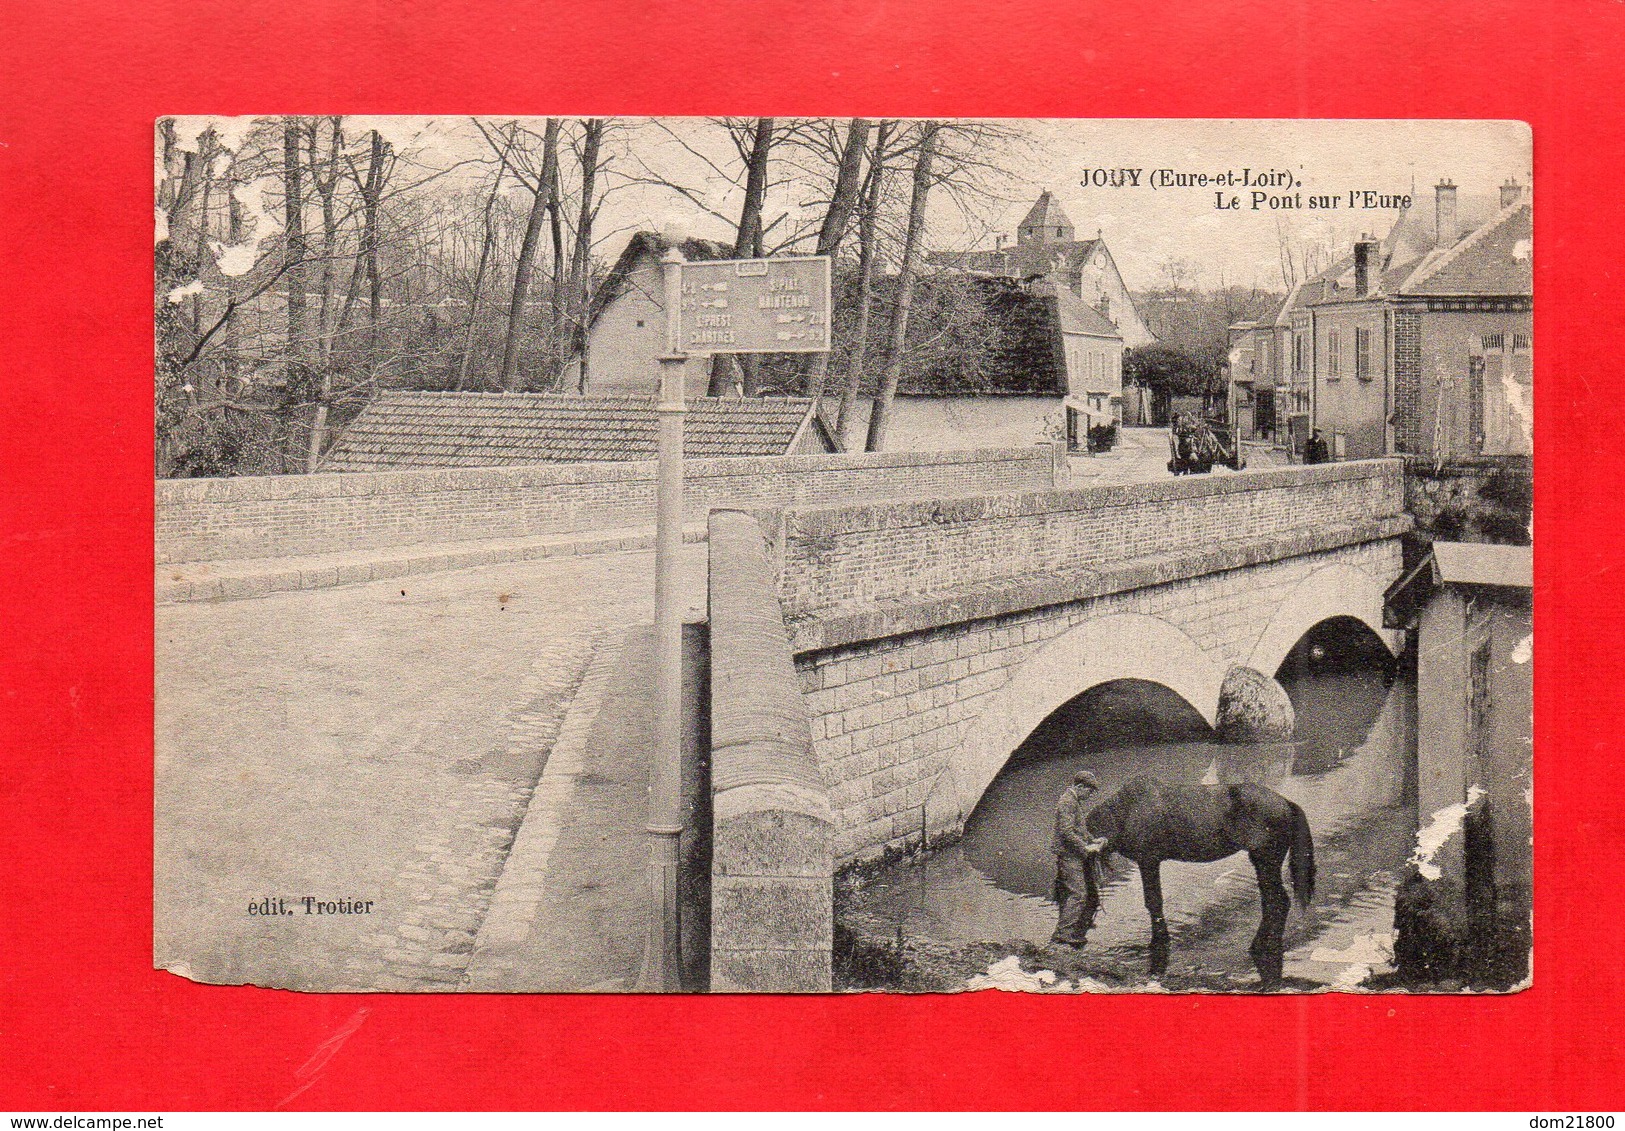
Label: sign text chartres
xmin=677 ymin=255 xmax=831 ymax=355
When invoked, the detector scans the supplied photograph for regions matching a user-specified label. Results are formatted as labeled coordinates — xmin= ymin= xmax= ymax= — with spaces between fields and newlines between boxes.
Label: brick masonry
xmin=1394 ymin=310 xmax=1423 ymax=454
xmin=156 ymin=446 xmax=1063 ymax=565
xmin=745 ymin=460 xmax=1410 ymax=864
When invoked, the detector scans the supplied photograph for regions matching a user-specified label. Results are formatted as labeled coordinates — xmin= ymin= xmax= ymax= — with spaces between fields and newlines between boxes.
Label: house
xmin=320 ymin=391 xmax=834 ymax=471
xmin=819 ymin=273 xmax=1121 ymax=453
xmin=575 ymin=231 xmax=734 ymax=398
xmin=1248 ymin=290 xmax=1298 ymax=447
xmin=1226 ymin=320 xmax=1260 ymax=439
xmin=928 ymin=190 xmax=1157 ymax=349
xmin=1048 ymin=283 xmax=1126 ymax=447
xmin=1303 ymin=179 xmax=1532 ymax=461
xmin=1384 ymin=541 xmax=1532 ymax=983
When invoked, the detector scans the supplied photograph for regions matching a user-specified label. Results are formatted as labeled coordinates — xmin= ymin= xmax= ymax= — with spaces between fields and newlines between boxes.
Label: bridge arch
xmin=1245 ymin=562 xmax=1402 ymax=679
xmin=923 ymin=612 xmax=1226 ymax=830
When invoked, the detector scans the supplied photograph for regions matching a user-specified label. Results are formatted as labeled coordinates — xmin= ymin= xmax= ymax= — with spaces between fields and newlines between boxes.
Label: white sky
xmin=165 ymin=117 xmax=1530 ymax=293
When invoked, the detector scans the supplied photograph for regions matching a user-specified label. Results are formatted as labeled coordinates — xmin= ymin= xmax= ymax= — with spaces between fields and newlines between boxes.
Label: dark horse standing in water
xmin=1075 ymin=775 xmax=1316 ymax=988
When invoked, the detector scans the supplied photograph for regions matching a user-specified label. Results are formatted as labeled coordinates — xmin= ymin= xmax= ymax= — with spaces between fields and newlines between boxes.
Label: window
xmin=1481 ymin=332 xmax=1505 ymax=352
xmin=1355 ymin=327 xmax=1372 ymax=381
xmin=1327 ymin=329 xmax=1341 ymax=378
xmin=1512 ymin=332 xmax=1531 ymax=352
xmin=1294 ymin=332 xmax=1306 ymax=373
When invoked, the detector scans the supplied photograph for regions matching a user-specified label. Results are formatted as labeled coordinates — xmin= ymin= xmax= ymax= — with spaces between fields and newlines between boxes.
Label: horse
xmin=1075 ymin=774 xmax=1316 ymax=988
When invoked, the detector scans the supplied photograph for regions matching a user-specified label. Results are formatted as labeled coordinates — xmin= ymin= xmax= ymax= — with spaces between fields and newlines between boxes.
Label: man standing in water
xmin=1051 ymin=770 xmax=1105 ymax=947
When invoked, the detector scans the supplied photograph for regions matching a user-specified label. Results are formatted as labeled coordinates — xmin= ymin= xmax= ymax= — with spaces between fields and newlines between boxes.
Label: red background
xmin=0 ymin=0 xmax=1618 ymax=1111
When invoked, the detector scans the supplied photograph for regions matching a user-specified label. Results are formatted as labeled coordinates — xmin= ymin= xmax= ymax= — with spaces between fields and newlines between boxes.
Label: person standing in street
xmin=1051 ymin=770 xmax=1104 ymax=948
xmin=1304 ymin=428 xmax=1330 ymax=464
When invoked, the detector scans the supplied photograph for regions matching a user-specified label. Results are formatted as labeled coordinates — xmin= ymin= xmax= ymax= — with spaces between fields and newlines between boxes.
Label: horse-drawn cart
xmin=1168 ymin=415 xmax=1247 ymax=475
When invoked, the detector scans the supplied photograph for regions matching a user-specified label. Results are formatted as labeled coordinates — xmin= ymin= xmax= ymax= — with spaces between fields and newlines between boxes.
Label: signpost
xmin=674 ymin=255 xmax=832 ymax=356
xmin=640 ymin=248 xmax=831 ymax=992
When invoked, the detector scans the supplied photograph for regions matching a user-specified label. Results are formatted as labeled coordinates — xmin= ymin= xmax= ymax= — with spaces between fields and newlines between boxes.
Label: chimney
xmin=1353 ymin=235 xmax=1381 ymax=297
xmin=1434 ymin=179 xmax=1459 ymax=248
xmin=1500 ymin=177 xmax=1523 ymax=208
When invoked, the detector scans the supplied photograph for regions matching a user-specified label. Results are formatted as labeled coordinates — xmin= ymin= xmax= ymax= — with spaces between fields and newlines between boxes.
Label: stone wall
xmin=795 ymin=541 xmax=1404 ymax=862
xmin=759 ymin=459 xmax=1404 ymax=632
xmin=1404 ymin=456 xmax=1532 ymax=546
xmin=156 ymin=446 xmax=1062 ymax=564
xmin=707 ymin=510 xmax=833 ymax=992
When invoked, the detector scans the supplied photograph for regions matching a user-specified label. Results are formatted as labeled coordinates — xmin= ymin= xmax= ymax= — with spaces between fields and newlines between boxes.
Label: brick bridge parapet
xmin=734 ymin=460 xmax=1412 ymax=863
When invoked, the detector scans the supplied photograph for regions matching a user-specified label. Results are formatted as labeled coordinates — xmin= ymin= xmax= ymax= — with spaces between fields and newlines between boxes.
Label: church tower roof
xmin=1018 ymin=190 xmax=1075 ymax=246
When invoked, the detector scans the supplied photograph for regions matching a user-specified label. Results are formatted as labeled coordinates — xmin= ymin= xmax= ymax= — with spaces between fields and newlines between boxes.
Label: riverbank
xmin=834 ymin=913 xmax=1327 ymax=994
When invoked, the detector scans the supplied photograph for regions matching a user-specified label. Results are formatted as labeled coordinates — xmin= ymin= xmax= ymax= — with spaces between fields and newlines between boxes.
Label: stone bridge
xmin=712 ymin=460 xmax=1412 ymax=890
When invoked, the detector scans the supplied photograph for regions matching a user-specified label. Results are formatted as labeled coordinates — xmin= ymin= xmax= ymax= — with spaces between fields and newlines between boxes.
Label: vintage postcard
xmin=154 ymin=116 xmax=1532 ymax=994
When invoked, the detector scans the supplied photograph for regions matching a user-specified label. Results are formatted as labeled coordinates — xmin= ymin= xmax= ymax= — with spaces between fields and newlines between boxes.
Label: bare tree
xmin=568 ymin=118 xmax=607 ymax=392
xmin=834 ymin=121 xmax=892 ymax=451
xmin=802 ymin=118 xmax=870 ymax=406
xmin=710 ymin=117 xmax=775 ymax=396
xmin=303 ymin=117 xmax=346 ymax=469
xmin=498 ymin=118 xmax=560 ymax=391
xmin=1161 ymin=257 xmax=1199 ymax=294
xmin=865 ymin=122 xmax=940 ymax=452
xmin=456 ymin=125 xmax=514 ymax=389
xmin=282 ymin=118 xmax=311 ymax=472
xmin=358 ymin=130 xmax=392 ymax=349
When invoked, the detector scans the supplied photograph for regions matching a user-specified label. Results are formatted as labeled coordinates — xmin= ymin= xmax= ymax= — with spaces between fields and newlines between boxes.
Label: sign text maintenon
xmin=677 ymin=256 xmax=832 ymax=355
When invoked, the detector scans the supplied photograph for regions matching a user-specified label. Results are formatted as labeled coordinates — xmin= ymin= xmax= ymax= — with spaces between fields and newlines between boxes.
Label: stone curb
xmin=459 ymin=628 xmax=629 ymax=991
xmin=155 ymin=524 xmax=709 ymax=604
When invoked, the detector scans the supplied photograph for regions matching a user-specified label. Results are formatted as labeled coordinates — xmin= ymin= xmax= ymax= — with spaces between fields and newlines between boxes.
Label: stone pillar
xmin=1216 ymin=665 xmax=1296 ymax=743
xmin=708 ymin=509 xmax=834 ymax=992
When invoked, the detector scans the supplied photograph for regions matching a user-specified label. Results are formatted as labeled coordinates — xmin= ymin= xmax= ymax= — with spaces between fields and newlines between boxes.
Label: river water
xmin=840 ymin=641 xmax=1418 ymax=990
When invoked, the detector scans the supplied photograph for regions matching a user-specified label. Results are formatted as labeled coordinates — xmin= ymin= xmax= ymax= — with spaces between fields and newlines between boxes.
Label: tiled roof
xmin=1048 ymin=284 xmax=1124 ymax=339
xmin=1395 ymin=201 xmax=1532 ymax=297
xmin=322 ymin=392 xmax=820 ymax=471
xmin=1382 ymin=193 xmax=1499 ymax=272
xmin=1019 ymin=191 xmax=1075 ymax=235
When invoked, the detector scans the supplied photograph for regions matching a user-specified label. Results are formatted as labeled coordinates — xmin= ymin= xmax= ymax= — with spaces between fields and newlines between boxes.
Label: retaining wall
xmin=156 ymin=446 xmax=1064 ymax=564
xmin=1403 ymin=455 xmax=1532 ymax=546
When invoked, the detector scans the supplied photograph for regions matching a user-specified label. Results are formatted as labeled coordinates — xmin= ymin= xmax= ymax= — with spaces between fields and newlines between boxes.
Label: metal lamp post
xmin=639 ymin=239 xmax=688 ymax=992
